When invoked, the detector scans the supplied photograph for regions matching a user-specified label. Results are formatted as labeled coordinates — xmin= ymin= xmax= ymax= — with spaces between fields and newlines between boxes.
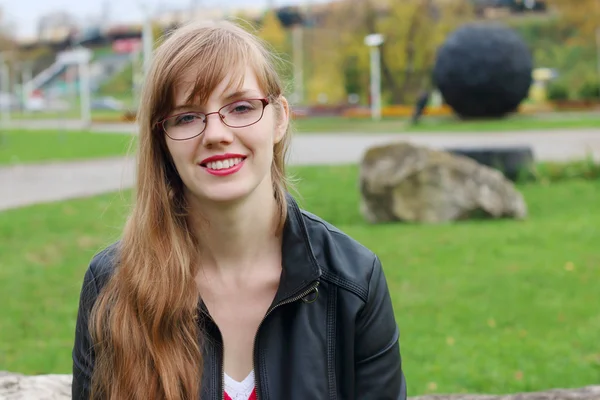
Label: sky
xmin=3 ymin=0 xmax=314 ymax=39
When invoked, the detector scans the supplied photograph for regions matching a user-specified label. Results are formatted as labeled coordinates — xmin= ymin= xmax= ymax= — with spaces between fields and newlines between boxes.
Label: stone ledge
xmin=411 ymin=386 xmax=600 ymax=400
xmin=1 ymin=372 xmax=599 ymax=399
xmin=0 ymin=372 xmax=71 ymax=400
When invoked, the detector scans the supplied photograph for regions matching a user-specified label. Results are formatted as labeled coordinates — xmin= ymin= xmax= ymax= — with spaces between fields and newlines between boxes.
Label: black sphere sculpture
xmin=433 ymin=23 xmax=533 ymax=119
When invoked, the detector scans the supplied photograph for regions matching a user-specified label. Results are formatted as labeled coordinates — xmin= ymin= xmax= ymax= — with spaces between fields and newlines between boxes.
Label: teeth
xmin=206 ymin=158 xmax=243 ymax=170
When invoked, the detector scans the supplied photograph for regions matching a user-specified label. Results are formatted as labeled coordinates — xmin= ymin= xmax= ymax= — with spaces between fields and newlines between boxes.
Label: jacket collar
xmin=273 ymin=194 xmax=322 ymax=305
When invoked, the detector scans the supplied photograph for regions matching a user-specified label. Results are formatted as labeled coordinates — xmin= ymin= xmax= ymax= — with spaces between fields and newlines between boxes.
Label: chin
xmin=188 ymin=182 xmax=253 ymax=205
xmin=181 ymin=164 xmax=273 ymax=207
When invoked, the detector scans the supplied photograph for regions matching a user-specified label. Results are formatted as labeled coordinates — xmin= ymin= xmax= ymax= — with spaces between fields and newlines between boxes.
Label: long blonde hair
xmin=89 ymin=19 xmax=292 ymax=399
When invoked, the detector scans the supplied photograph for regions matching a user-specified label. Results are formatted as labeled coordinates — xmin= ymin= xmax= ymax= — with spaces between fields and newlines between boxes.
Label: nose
xmin=201 ymin=112 xmax=234 ymax=147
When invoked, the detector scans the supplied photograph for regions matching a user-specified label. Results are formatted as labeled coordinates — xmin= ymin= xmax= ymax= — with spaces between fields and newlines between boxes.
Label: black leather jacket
xmin=72 ymin=195 xmax=407 ymax=399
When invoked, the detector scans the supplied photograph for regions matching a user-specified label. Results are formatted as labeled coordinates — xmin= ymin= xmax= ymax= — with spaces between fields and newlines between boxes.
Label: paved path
xmin=1 ymin=123 xmax=599 ymax=211
xmin=6 ymin=119 xmax=138 ymax=134
xmin=1 ymin=157 xmax=136 ymax=211
xmin=288 ymin=129 xmax=600 ymax=165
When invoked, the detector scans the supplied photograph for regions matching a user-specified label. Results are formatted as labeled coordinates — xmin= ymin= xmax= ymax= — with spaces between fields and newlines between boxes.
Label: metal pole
xmin=0 ymin=54 xmax=10 ymax=127
xmin=8 ymin=61 xmax=15 ymax=115
xmin=142 ymin=5 xmax=154 ymax=76
xmin=596 ymin=27 xmax=600 ymax=100
xmin=370 ymin=46 xmax=381 ymax=121
xmin=22 ymin=62 xmax=33 ymax=115
xmin=131 ymin=50 xmax=139 ymax=108
xmin=65 ymin=64 xmax=76 ymax=121
xmin=292 ymin=24 xmax=304 ymax=104
xmin=79 ymin=57 xmax=91 ymax=128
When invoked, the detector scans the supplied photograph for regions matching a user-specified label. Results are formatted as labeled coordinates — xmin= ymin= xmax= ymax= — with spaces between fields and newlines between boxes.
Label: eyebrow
xmin=170 ymin=90 xmax=260 ymax=114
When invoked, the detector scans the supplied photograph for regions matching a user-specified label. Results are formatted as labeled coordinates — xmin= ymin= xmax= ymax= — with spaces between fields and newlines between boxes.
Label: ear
xmin=273 ymin=96 xmax=290 ymax=144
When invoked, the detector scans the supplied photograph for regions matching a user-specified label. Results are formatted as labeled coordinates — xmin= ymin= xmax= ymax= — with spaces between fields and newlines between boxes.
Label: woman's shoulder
xmin=82 ymin=241 xmax=121 ymax=294
xmin=298 ymin=209 xmax=384 ymax=301
xmin=73 ymin=242 xmax=120 ymax=317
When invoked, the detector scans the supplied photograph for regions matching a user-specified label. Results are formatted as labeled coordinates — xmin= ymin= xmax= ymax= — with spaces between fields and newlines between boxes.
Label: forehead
xmin=173 ymin=66 xmax=263 ymax=107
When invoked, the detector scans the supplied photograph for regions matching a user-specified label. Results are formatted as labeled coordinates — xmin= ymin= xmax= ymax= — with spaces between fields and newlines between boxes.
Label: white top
xmin=224 ymin=370 xmax=255 ymax=400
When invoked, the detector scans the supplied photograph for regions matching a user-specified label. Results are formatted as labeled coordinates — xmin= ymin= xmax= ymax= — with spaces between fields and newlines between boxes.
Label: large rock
xmin=0 ymin=371 xmax=71 ymax=399
xmin=411 ymin=386 xmax=600 ymax=400
xmin=359 ymin=142 xmax=527 ymax=223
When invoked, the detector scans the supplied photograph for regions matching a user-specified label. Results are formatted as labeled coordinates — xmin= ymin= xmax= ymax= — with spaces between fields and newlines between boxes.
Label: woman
xmin=72 ymin=19 xmax=407 ymax=400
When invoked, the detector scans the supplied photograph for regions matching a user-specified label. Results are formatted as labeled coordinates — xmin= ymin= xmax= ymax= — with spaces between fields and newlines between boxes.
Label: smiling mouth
xmin=200 ymin=157 xmax=246 ymax=170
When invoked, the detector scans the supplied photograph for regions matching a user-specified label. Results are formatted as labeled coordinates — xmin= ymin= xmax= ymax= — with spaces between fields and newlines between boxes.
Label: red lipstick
xmin=199 ymin=153 xmax=246 ymax=176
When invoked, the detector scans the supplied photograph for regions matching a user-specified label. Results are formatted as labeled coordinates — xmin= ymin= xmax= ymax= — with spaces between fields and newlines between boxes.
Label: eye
xmin=174 ymin=113 xmax=202 ymax=126
xmin=224 ymin=101 xmax=256 ymax=114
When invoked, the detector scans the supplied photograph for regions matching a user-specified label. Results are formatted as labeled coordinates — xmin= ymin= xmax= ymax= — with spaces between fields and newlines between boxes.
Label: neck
xmin=187 ymin=186 xmax=283 ymax=275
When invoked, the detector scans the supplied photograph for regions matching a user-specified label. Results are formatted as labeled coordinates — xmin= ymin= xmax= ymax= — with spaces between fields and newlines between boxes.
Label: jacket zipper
xmin=204 ymin=311 xmax=225 ymax=400
xmin=252 ymin=281 xmax=320 ymax=400
xmin=206 ymin=281 xmax=320 ymax=400
xmin=220 ymin=340 xmax=225 ymax=400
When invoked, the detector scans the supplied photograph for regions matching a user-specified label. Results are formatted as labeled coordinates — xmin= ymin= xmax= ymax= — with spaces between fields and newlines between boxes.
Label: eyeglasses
xmin=158 ymin=98 xmax=270 ymax=141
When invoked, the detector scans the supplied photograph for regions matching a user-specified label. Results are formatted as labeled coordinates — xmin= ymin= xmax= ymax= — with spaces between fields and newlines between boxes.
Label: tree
xmin=304 ymin=25 xmax=347 ymax=104
xmin=257 ymin=10 xmax=294 ymax=90
xmin=343 ymin=56 xmax=361 ymax=97
xmin=376 ymin=0 xmax=475 ymax=103
xmin=305 ymin=0 xmax=474 ymax=105
xmin=258 ymin=10 xmax=289 ymax=55
xmin=302 ymin=1 xmax=367 ymax=104
xmin=546 ymin=0 xmax=600 ymax=43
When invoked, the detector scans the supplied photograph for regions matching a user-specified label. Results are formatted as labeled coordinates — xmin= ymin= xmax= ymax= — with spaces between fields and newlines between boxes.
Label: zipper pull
xmin=301 ymin=283 xmax=320 ymax=304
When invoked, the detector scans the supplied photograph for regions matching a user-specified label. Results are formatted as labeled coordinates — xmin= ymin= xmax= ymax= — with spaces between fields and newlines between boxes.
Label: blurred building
xmin=36 ymin=11 xmax=78 ymax=43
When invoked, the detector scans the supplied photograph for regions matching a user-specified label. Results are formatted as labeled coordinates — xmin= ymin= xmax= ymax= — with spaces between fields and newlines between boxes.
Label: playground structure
xmin=23 ymin=50 xmax=132 ymax=99
xmin=0 ymin=43 xmax=141 ymax=127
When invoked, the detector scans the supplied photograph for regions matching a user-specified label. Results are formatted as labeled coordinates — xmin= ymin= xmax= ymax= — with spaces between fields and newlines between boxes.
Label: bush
xmin=433 ymin=22 xmax=533 ymax=119
xmin=578 ymin=80 xmax=600 ymax=100
xmin=546 ymin=82 xmax=569 ymax=101
xmin=518 ymin=156 xmax=600 ymax=184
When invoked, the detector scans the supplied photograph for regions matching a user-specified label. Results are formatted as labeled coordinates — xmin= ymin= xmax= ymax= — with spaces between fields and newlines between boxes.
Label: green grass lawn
xmin=0 ymin=165 xmax=599 ymax=395
xmin=0 ymin=130 xmax=133 ymax=165
xmin=9 ymin=109 xmax=128 ymax=121
xmin=292 ymin=111 xmax=600 ymax=133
